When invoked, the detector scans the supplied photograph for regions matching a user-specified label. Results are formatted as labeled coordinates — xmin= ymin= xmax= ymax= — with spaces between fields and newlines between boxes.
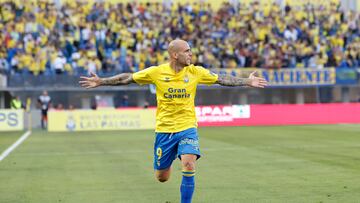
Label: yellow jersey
xmin=132 ymin=63 xmax=218 ymax=133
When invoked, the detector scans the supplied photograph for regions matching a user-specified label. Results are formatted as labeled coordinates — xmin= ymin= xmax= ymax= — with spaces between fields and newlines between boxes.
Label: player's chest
xmin=155 ymin=72 xmax=197 ymax=89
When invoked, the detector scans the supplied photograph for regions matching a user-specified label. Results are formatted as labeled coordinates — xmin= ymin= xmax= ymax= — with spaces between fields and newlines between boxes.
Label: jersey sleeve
xmin=132 ymin=66 xmax=157 ymax=85
xmin=195 ymin=66 xmax=218 ymax=85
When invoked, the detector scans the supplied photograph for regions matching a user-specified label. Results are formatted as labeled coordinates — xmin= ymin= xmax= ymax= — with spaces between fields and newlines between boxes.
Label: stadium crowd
xmin=0 ymin=0 xmax=360 ymax=76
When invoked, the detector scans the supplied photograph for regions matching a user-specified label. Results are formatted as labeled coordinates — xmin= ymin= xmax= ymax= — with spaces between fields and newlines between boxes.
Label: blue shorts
xmin=154 ymin=128 xmax=200 ymax=170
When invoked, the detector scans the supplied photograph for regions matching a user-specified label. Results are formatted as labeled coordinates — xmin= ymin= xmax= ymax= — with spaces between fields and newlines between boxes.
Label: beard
xmin=183 ymin=58 xmax=192 ymax=66
xmin=177 ymin=58 xmax=191 ymax=66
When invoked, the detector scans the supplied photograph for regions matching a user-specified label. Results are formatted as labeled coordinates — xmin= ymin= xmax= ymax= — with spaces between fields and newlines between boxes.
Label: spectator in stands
xmin=87 ymin=55 xmax=101 ymax=75
xmin=10 ymin=52 xmax=20 ymax=73
xmin=0 ymin=0 xmax=359 ymax=74
xmin=53 ymin=52 xmax=66 ymax=74
xmin=0 ymin=52 xmax=9 ymax=74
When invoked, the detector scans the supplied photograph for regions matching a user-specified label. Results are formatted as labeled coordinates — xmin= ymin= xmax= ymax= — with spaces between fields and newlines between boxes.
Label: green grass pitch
xmin=1 ymin=125 xmax=360 ymax=203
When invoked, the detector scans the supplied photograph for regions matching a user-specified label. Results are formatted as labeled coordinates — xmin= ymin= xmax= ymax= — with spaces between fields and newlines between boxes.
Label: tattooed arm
xmin=216 ymin=71 xmax=268 ymax=88
xmin=99 ymin=73 xmax=134 ymax=86
xmin=216 ymin=75 xmax=252 ymax=86
xmin=79 ymin=72 xmax=134 ymax=89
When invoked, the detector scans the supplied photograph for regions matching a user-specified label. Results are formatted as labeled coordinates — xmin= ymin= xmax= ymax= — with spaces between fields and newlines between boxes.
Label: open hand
xmin=79 ymin=72 xmax=101 ymax=89
xmin=248 ymin=70 xmax=268 ymax=88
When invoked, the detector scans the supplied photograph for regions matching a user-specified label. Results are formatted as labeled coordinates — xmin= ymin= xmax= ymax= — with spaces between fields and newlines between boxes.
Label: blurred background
xmin=0 ymin=0 xmax=360 ymax=130
xmin=1 ymin=1 xmax=360 ymax=202
xmin=0 ymin=0 xmax=360 ymax=127
xmin=0 ymin=0 xmax=359 ymax=129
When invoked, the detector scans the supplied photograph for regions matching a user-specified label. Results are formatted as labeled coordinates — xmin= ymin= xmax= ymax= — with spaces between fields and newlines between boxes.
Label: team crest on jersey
xmin=184 ymin=75 xmax=189 ymax=83
xmin=164 ymin=77 xmax=170 ymax=82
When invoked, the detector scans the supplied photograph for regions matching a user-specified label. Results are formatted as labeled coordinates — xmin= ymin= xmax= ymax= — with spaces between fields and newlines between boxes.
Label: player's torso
xmin=154 ymin=64 xmax=198 ymax=105
xmin=153 ymin=64 xmax=199 ymax=131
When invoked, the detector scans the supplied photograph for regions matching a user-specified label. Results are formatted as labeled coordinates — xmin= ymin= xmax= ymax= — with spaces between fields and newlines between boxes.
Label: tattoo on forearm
xmin=216 ymin=75 xmax=250 ymax=86
xmin=100 ymin=73 xmax=134 ymax=86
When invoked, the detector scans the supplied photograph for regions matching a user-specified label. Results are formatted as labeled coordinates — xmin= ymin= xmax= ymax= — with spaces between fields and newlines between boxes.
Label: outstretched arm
xmin=79 ymin=72 xmax=135 ymax=89
xmin=216 ymin=71 xmax=268 ymax=88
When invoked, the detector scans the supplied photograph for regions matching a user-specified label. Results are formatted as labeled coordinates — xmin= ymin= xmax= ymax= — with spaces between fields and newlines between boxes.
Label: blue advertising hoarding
xmin=210 ymin=68 xmax=359 ymax=86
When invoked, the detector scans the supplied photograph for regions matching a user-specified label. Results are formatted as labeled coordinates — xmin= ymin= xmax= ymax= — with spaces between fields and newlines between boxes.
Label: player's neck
xmin=169 ymin=61 xmax=185 ymax=73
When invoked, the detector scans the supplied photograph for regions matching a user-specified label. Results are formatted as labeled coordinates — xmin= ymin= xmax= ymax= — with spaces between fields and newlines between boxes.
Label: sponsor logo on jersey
xmin=164 ymin=88 xmax=190 ymax=99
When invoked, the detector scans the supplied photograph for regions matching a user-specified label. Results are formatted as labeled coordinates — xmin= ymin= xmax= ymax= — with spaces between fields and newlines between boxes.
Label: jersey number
xmin=156 ymin=147 xmax=162 ymax=160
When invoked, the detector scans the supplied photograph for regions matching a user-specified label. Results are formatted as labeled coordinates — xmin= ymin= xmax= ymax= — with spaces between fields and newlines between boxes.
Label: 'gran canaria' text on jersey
xmin=164 ymin=88 xmax=191 ymax=99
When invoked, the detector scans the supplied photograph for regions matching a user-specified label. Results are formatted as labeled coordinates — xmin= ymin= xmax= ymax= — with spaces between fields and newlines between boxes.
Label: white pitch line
xmin=0 ymin=131 xmax=32 ymax=162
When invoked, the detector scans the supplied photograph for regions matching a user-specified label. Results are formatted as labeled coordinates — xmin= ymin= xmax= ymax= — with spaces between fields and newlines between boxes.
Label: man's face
xmin=176 ymin=43 xmax=192 ymax=66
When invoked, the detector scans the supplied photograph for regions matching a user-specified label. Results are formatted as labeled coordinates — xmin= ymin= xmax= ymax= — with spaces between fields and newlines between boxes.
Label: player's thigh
xmin=177 ymin=128 xmax=201 ymax=160
xmin=154 ymin=133 xmax=178 ymax=170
